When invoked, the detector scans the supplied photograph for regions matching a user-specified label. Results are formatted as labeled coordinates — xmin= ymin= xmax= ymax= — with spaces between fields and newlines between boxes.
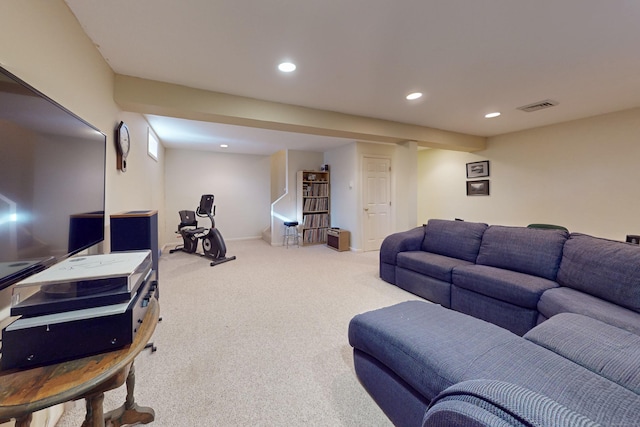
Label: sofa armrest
xmin=379 ymin=226 xmax=425 ymax=266
xmin=423 ymin=380 xmax=598 ymax=427
xmin=379 ymin=226 xmax=425 ymax=284
xmin=424 ymin=399 xmax=514 ymax=427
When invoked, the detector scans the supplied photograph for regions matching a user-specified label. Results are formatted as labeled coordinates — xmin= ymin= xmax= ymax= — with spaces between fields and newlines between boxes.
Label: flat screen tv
xmin=0 ymin=66 xmax=106 ymax=290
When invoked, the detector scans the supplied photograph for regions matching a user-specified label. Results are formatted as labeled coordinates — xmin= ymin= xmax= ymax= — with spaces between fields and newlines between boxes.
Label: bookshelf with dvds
xmin=297 ymin=170 xmax=330 ymax=245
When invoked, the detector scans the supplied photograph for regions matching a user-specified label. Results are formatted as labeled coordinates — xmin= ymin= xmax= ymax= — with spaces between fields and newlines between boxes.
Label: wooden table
xmin=0 ymin=298 xmax=159 ymax=427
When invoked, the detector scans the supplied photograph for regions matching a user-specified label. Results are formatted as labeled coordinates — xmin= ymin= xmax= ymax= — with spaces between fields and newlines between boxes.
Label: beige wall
xmin=324 ymin=141 xmax=418 ymax=251
xmin=0 ymin=0 xmax=166 ymax=349
xmin=418 ymin=107 xmax=640 ymax=240
xmin=0 ymin=1 xmax=166 ymax=252
xmin=163 ymin=148 xmax=271 ymax=244
xmin=112 ymin=112 xmax=167 ymax=243
xmin=0 ymin=2 xmax=116 ymax=129
xmin=325 ymin=143 xmax=359 ymax=247
xmin=270 ymin=150 xmax=287 ymax=202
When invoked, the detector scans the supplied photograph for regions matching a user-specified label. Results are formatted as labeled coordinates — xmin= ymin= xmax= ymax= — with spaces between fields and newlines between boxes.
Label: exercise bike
xmin=169 ymin=194 xmax=236 ymax=266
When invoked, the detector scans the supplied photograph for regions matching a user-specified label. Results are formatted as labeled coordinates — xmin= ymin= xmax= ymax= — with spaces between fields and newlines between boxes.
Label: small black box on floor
xmin=626 ymin=235 xmax=640 ymax=245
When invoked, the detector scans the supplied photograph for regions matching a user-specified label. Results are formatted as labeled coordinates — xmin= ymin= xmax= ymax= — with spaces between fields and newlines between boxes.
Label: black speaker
xmin=111 ymin=210 xmax=159 ymax=275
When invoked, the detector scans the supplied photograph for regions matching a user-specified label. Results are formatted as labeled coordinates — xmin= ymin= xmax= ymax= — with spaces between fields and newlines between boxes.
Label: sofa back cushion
xmin=557 ymin=233 xmax=640 ymax=313
xmin=422 ymin=219 xmax=488 ymax=263
xmin=475 ymin=226 xmax=568 ymax=280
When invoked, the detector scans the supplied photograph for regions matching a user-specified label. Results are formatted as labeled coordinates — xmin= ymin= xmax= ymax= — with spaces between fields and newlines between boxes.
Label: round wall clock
xmin=115 ymin=121 xmax=130 ymax=172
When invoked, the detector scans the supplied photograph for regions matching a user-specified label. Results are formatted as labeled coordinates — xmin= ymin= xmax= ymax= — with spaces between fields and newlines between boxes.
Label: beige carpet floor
xmin=56 ymin=239 xmax=422 ymax=426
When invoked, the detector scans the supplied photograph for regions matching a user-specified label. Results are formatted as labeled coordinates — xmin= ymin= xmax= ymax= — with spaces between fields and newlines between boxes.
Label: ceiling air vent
xmin=517 ymin=99 xmax=558 ymax=112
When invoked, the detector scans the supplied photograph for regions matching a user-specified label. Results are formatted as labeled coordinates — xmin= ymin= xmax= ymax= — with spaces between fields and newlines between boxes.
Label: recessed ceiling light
xmin=484 ymin=112 xmax=501 ymax=118
xmin=220 ymin=144 xmax=229 ymax=148
xmin=278 ymin=62 xmax=296 ymax=72
xmin=406 ymin=92 xmax=423 ymax=100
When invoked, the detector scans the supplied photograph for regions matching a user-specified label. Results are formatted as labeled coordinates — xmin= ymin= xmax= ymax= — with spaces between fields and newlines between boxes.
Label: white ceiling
xmin=65 ymin=0 xmax=640 ymax=155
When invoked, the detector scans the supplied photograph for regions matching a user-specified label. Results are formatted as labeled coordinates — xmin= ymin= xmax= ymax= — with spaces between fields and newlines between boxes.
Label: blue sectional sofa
xmin=379 ymin=219 xmax=640 ymax=336
xmin=350 ymin=219 xmax=640 ymax=426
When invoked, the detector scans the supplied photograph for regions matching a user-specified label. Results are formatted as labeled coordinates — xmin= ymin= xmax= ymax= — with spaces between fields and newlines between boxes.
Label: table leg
xmin=82 ymin=393 xmax=105 ymax=427
xmin=104 ymin=363 xmax=155 ymax=427
xmin=14 ymin=413 xmax=32 ymax=427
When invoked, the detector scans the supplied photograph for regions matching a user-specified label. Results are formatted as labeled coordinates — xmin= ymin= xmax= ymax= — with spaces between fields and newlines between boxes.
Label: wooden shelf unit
xmin=297 ymin=170 xmax=330 ymax=245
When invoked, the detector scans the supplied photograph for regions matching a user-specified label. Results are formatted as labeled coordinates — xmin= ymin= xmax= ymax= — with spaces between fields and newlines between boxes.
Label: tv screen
xmin=0 ymin=67 xmax=106 ymax=290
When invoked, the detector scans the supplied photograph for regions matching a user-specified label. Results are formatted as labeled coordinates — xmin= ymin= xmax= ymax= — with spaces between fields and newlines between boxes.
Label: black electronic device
xmin=0 ymin=271 xmax=155 ymax=371
xmin=1 ymin=251 xmax=155 ymax=371
xmin=0 ymin=66 xmax=107 ymax=291
xmin=626 ymin=235 xmax=640 ymax=245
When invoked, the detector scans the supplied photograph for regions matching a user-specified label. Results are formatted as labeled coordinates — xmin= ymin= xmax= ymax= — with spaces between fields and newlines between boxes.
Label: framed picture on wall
xmin=467 ymin=179 xmax=490 ymax=196
xmin=466 ymin=160 xmax=490 ymax=178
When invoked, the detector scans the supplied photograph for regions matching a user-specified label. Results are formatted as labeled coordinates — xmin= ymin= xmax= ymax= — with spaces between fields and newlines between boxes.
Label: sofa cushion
xmin=557 ymin=233 xmax=640 ymax=313
xmin=537 ymin=287 xmax=640 ymax=335
xmin=397 ymin=251 xmax=473 ymax=282
xmin=396 ymin=268 xmax=453 ymax=307
xmin=451 ymin=285 xmax=539 ymax=336
xmin=421 ymin=219 xmax=487 ymax=263
xmin=453 ymin=265 xmax=558 ymax=309
xmin=525 ymin=313 xmax=640 ymax=394
xmin=476 ymin=226 xmax=568 ymax=280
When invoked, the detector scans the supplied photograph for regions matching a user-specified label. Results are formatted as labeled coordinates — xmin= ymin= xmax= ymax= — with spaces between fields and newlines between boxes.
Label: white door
xmin=363 ymin=156 xmax=391 ymax=251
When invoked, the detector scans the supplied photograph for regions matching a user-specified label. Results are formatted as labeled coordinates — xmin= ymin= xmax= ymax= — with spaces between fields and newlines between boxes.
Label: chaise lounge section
xmin=349 ymin=219 xmax=640 ymax=426
xmin=349 ymin=301 xmax=640 ymax=426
